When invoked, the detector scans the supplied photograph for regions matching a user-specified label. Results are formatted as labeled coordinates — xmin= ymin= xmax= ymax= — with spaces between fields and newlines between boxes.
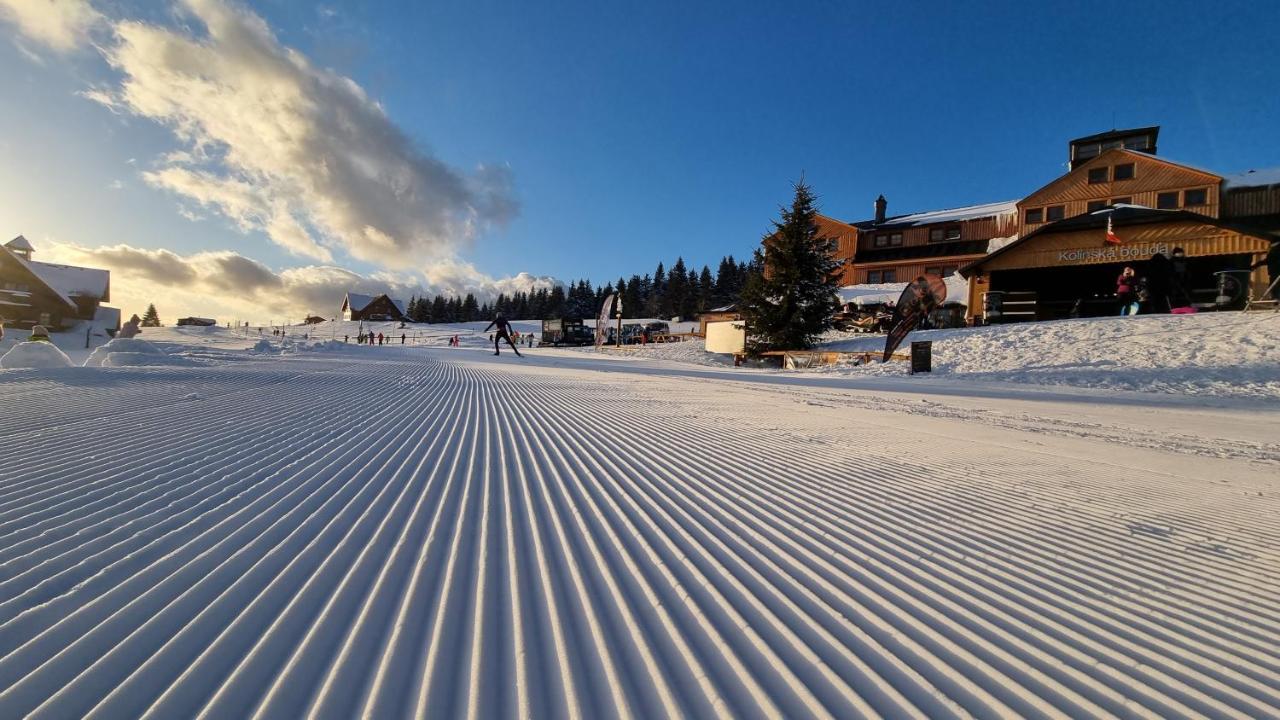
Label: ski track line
xmin=0 ymin=351 xmax=1276 ymax=719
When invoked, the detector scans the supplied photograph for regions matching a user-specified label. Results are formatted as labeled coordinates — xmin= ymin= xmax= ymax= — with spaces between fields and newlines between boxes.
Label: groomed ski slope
xmin=0 ymin=346 xmax=1277 ymax=718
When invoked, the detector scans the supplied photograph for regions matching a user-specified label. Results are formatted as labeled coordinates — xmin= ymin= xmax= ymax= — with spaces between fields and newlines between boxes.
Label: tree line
xmin=403 ymin=255 xmax=757 ymax=323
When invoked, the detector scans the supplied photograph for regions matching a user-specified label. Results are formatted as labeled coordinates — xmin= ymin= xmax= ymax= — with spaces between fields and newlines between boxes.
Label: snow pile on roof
xmin=873 ymin=200 xmax=1018 ymax=227
xmin=986 ymin=235 xmax=1018 ymax=253
xmin=1 ymin=341 xmax=74 ymax=369
xmin=1223 ymin=167 xmax=1280 ymax=189
xmin=839 ymin=274 xmax=969 ymax=307
xmin=27 ymin=260 xmax=109 ymax=299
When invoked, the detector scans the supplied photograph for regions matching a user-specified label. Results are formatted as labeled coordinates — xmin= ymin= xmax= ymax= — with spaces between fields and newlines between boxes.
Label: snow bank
xmin=0 ymin=341 xmax=74 ymax=369
xmin=82 ymin=337 xmax=197 ymax=368
xmin=819 ymin=311 xmax=1280 ymax=399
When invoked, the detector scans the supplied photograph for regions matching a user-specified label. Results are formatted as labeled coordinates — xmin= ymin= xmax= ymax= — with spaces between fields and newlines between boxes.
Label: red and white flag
xmin=1104 ymin=215 xmax=1121 ymax=245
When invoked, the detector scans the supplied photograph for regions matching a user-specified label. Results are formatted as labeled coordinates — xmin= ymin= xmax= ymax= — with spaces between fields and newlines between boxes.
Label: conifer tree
xmin=141 ymin=303 xmax=161 ymax=327
xmin=738 ymin=180 xmax=843 ymax=353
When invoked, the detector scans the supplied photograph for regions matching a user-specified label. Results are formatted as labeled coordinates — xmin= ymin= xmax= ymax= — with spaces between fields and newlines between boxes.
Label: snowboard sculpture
xmin=882 ymin=275 xmax=948 ymax=362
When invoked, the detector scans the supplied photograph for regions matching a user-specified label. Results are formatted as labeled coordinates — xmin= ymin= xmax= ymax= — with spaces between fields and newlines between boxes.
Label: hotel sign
xmin=1056 ymin=243 xmax=1169 ymax=264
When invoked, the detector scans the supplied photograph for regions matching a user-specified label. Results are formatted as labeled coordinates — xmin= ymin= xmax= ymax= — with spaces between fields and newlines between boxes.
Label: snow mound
xmin=83 ymin=338 xmax=190 ymax=368
xmin=0 ymin=341 xmax=75 ymax=369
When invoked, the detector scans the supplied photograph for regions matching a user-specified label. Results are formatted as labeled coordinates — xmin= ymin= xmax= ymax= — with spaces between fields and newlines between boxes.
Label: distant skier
xmin=400 ymin=333 xmax=406 ymax=344
xmin=484 ymin=313 xmax=522 ymax=357
xmin=377 ymin=332 xmax=384 ymax=346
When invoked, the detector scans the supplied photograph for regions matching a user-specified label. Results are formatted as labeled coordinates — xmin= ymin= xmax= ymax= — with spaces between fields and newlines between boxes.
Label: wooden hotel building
xmin=813 ymin=126 xmax=1279 ymax=323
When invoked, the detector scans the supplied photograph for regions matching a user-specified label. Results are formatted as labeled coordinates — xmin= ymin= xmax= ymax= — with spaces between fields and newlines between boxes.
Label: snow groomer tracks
xmin=0 ymin=350 xmax=1276 ymax=719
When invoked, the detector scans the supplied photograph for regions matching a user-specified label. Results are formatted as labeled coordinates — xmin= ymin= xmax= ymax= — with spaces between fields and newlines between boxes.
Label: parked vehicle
xmin=542 ymin=318 xmax=594 ymax=346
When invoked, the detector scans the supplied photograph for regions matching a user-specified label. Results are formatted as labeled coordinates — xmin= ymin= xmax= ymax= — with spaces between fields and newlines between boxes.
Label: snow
xmin=872 ymin=200 xmax=1018 ymax=227
xmin=83 ymin=337 xmax=184 ymax=368
xmin=25 ymin=260 xmax=109 ymax=301
xmin=0 ymin=341 xmax=73 ymax=369
xmin=0 ymin=316 xmax=1277 ymax=716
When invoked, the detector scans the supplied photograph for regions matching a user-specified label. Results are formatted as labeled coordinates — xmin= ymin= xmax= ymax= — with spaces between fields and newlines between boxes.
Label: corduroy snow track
xmin=0 ymin=347 xmax=1276 ymax=719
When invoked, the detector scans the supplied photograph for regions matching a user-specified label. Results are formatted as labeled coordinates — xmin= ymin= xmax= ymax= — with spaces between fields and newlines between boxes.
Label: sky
xmin=1 ymin=0 xmax=1278 ymax=323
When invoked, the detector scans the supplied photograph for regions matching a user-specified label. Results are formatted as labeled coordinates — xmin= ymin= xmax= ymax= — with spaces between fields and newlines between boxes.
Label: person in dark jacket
xmin=483 ymin=313 xmax=522 ymax=356
xmin=1116 ymin=266 xmax=1139 ymax=316
xmin=1252 ymin=241 xmax=1280 ymax=300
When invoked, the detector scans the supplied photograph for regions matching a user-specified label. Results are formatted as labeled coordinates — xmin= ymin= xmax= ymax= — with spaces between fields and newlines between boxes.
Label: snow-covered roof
xmin=5 ymin=235 xmax=33 ymax=252
xmin=26 ymin=260 xmax=110 ymax=301
xmin=839 ymin=273 xmax=969 ymax=307
xmin=706 ymin=304 xmax=737 ymax=313
xmin=345 ymin=292 xmax=406 ymax=315
xmin=1222 ymin=167 xmax=1280 ymax=190
xmin=867 ymin=200 xmax=1018 ymax=229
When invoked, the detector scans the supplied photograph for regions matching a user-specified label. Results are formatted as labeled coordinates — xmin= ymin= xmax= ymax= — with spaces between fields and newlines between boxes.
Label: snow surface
xmin=0 ymin=319 xmax=1277 ymax=717
xmin=0 ymin=341 xmax=73 ymax=369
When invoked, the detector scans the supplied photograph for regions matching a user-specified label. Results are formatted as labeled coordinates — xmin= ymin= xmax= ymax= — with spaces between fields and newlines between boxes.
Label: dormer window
xmin=1024 ymin=208 xmax=1043 ymax=224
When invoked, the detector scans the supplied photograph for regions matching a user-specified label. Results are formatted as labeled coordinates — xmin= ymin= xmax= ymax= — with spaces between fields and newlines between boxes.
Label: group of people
xmin=348 ymin=332 xmax=407 ymax=345
xmin=1114 ymin=247 xmax=1195 ymax=316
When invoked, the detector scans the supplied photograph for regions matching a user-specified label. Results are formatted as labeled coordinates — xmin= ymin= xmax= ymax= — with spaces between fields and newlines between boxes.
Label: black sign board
xmin=910 ymin=341 xmax=932 ymax=374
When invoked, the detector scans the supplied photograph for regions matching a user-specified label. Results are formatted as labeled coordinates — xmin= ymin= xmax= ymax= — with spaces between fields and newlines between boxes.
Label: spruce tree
xmin=666 ymin=258 xmax=687 ymax=319
xmin=141 ymin=303 xmax=161 ymax=327
xmin=738 ymin=180 xmax=843 ymax=353
xmin=698 ymin=265 xmax=715 ymax=312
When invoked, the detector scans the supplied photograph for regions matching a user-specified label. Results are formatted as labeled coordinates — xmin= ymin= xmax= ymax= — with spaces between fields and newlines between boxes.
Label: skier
xmin=401 ymin=333 xmax=406 ymax=344
xmin=1251 ymin=241 xmax=1280 ymax=301
xmin=377 ymin=332 xmax=384 ymax=346
xmin=483 ymin=312 xmax=522 ymax=357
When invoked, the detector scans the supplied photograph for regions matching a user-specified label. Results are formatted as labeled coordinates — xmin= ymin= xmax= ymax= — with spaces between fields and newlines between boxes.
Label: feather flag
xmin=1104 ymin=214 xmax=1121 ymax=245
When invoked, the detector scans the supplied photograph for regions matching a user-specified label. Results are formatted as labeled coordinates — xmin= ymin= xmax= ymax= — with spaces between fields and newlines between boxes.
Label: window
xmin=1157 ymin=191 xmax=1179 ymax=209
xmin=1046 ymin=205 xmax=1065 ymax=221
xmin=1124 ymin=136 xmax=1150 ymax=151
xmin=925 ymin=266 xmax=941 ymax=276
xmin=929 ymin=228 xmax=943 ymax=242
xmin=874 ymin=234 xmax=889 ymax=248
xmin=945 ymin=227 xmax=961 ymax=241
xmin=1024 ymin=208 xmax=1043 ymax=224
xmin=1183 ymin=188 xmax=1208 ymax=206
xmin=942 ymin=267 xmax=957 ymax=277
xmin=889 ymin=233 xmax=903 ymax=246
xmin=1111 ymin=196 xmax=1131 ymax=205
xmin=881 ymin=269 xmax=897 ymax=283
xmin=1088 ymin=167 xmax=1109 ymax=184
xmin=1087 ymin=200 xmax=1106 ymax=212
xmin=866 ymin=270 xmax=881 ymax=283
xmin=1113 ymin=163 xmax=1135 ymax=180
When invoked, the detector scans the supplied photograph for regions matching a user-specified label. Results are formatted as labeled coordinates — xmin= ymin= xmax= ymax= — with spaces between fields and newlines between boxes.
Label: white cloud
xmin=39 ymin=241 xmax=558 ymax=323
xmin=78 ymin=0 xmax=517 ymax=266
xmin=0 ymin=0 xmax=103 ymax=53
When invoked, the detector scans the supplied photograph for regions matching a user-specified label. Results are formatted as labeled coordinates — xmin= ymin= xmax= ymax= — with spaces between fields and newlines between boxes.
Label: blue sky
xmin=1 ymin=0 xmax=1278 ymax=319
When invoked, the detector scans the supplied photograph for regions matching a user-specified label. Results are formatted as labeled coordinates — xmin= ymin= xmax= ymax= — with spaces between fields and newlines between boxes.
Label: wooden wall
xmin=857 ymin=213 xmax=1016 ymax=252
xmin=1224 ymin=185 xmax=1280 ymax=218
xmin=1019 ymin=149 xmax=1221 ymax=234
xmin=852 ymin=255 xmax=985 ymax=285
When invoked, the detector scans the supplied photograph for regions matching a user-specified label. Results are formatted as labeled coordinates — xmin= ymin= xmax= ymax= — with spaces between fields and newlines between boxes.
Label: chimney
xmin=874 ymin=195 xmax=887 ymax=224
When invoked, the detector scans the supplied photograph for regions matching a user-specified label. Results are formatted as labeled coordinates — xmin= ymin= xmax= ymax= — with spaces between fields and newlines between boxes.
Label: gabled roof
xmin=1069 ymin=126 xmax=1160 ymax=146
xmin=344 ymin=292 xmax=406 ymax=315
xmin=27 ymin=260 xmax=110 ymax=301
xmin=959 ymin=205 xmax=1265 ymax=277
xmin=853 ymin=200 xmax=1018 ymax=229
xmin=5 ymin=235 xmax=33 ymax=252
xmin=0 ymin=244 xmax=77 ymax=311
xmin=1018 ymin=148 xmax=1221 ymax=208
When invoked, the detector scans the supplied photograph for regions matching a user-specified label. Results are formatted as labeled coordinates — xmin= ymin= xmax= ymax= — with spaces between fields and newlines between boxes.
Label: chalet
xmin=0 ymin=235 xmax=111 ymax=330
xmin=961 ymin=127 xmax=1279 ymax=321
xmin=341 ymin=292 xmax=407 ymax=322
xmin=847 ymin=198 xmax=1018 ymax=285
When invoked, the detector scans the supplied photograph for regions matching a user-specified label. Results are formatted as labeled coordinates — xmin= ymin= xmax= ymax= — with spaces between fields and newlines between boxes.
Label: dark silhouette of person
xmin=484 ymin=313 xmax=522 ymax=357
xmin=1252 ymin=241 xmax=1280 ymax=300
